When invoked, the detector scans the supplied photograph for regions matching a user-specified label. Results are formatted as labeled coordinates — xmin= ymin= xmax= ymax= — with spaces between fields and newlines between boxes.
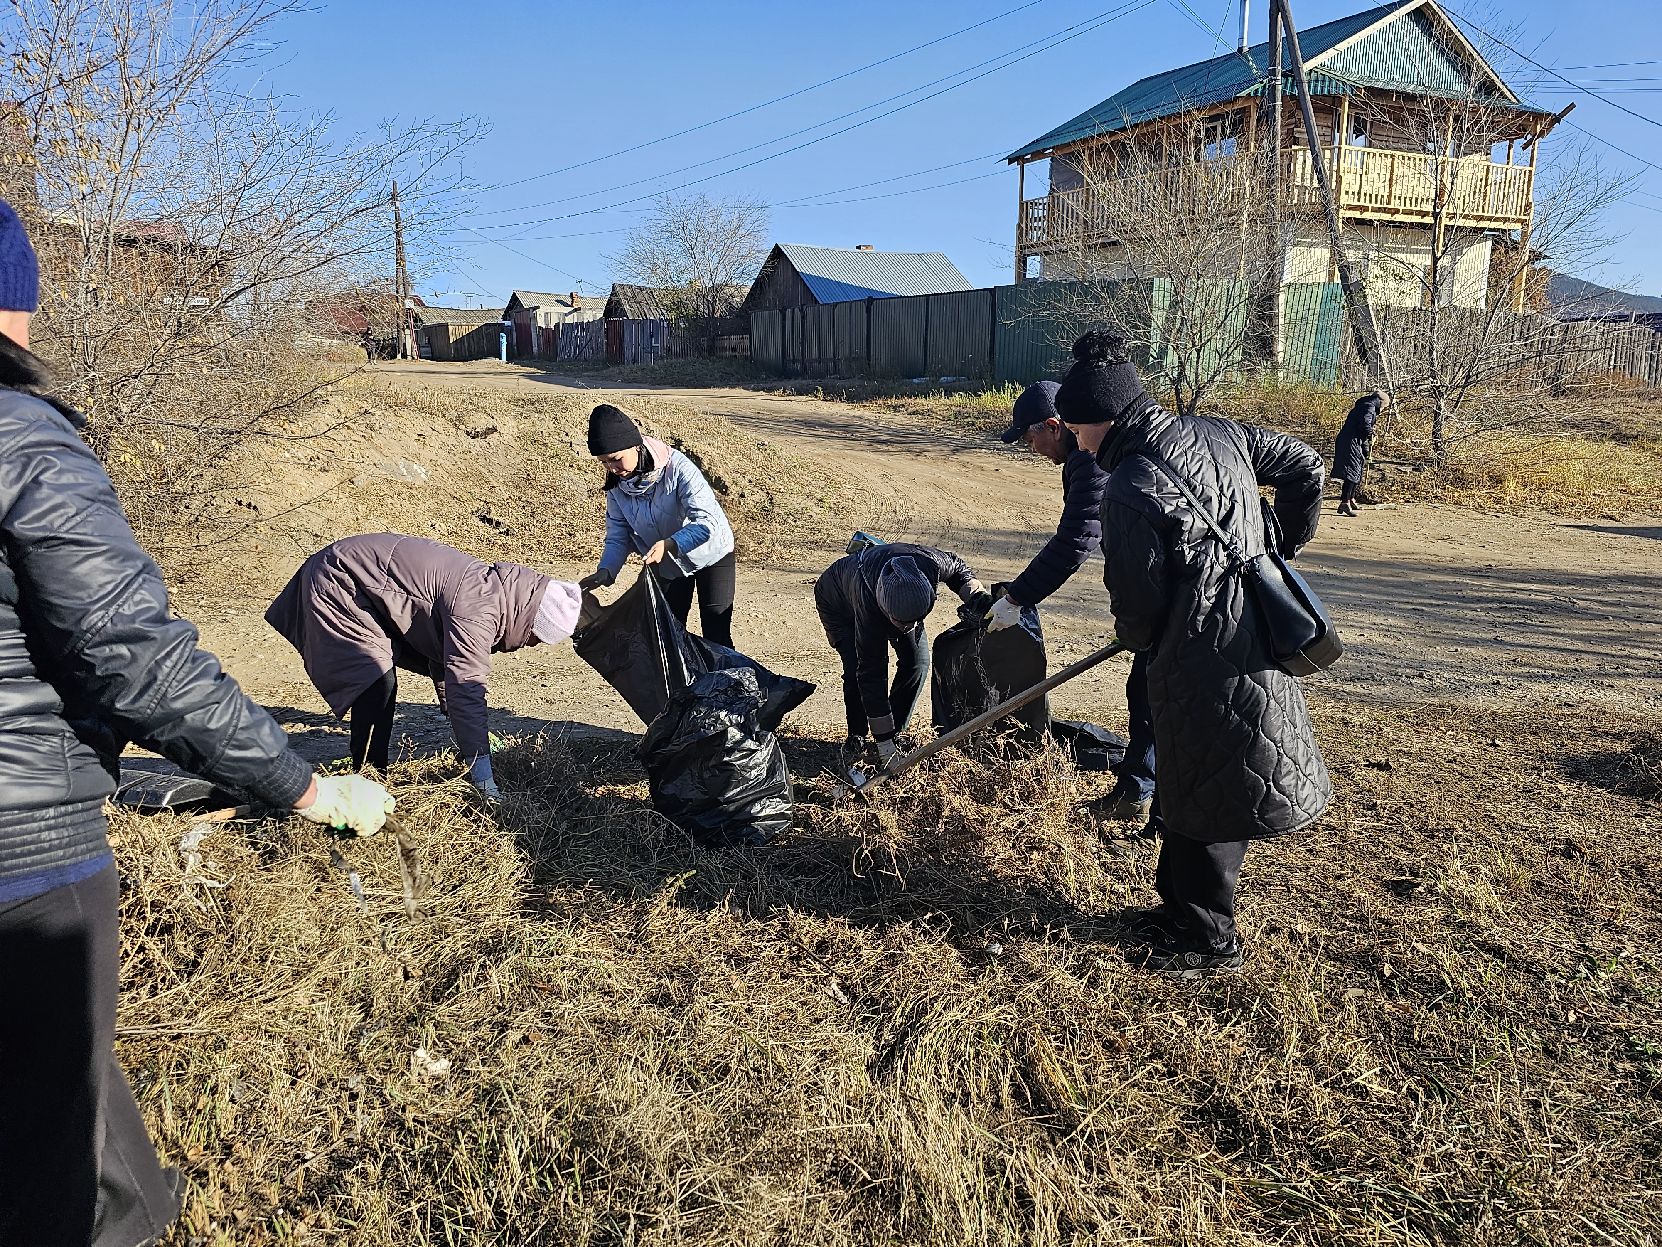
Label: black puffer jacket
xmin=1006 ymin=444 xmax=1108 ymax=607
xmin=814 ymin=542 xmax=975 ymax=728
xmin=1098 ymin=402 xmax=1330 ymax=843
xmin=0 ymin=341 xmax=313 ymax=891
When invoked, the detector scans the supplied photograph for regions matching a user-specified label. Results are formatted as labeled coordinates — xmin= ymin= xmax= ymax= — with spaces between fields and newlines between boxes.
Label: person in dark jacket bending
xmin=814 ymin=543 xmax=990 ymax=769
xmin=992 ymin=381 xmax=1156 ymax=823
xmin=1333 ymin=390 xmax=1384 ymax=517
xmin=1056 ymin=330 xmax=1331 ymax=975
xmin=0 ymin=201 xmax=393 ymax=1247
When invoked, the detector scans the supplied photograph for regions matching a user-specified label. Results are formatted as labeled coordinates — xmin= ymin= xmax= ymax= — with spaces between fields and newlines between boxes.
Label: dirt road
xmin=194 ymin=362 xmax=1662 ymax=764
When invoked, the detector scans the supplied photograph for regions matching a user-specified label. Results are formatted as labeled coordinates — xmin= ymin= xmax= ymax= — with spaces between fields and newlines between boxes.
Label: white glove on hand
xmin=298 ymin=774 xmax=395 ymax=837
xmin=988 ymin=594 xmax=1025 ymax=632
xmin=874 ymin=736 xmax=898 ymax=767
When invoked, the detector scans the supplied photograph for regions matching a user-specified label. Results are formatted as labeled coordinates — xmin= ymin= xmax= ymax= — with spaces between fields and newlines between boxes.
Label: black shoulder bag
xmin=1143 ymin=454 xmax=1342 ymax=677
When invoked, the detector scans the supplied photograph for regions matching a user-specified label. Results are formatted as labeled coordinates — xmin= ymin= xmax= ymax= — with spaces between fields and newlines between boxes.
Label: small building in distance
xmin=413 ymin=305 xmax=505 ymax=361
xmin=501 ymin=289 xmax=605 ymax=358
xmin=741 ymin=243 xmax=973 ymax=313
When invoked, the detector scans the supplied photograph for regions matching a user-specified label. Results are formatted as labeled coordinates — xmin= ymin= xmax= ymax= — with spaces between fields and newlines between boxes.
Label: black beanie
xmin=587 ymin=403 xmax=642 ymax=456
xmin=1053 ymin=330 xmax=1150 ymax=426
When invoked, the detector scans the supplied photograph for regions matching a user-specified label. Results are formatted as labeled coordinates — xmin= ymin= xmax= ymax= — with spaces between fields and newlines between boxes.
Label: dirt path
xmin=193 ymin=362 xmax=1662 ymax=766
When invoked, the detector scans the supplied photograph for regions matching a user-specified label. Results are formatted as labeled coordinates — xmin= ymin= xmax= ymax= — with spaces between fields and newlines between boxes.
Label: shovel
xmin=837 ymin=639 xmax=1129 ymax=798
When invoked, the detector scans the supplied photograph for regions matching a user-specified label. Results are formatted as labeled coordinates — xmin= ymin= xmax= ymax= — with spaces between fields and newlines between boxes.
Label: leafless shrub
xmin=608 ymin=193 xmax=769 ymax=350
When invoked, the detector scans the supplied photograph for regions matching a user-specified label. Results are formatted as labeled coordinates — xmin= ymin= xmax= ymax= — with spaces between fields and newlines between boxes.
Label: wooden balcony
xmin=1018 ymin=145 xmax=1534 ymax=257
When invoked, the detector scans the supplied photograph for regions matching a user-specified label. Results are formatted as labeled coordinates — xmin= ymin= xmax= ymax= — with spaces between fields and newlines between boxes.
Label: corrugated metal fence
xmin=751 ymin=281 xmax=1662 ymax=391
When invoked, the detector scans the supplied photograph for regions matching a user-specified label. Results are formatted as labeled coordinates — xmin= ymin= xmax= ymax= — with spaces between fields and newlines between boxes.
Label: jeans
xmin=1154 ymin=834 xmax=1249 ymax=951
xmin=0 ymin=864 xmax=180 ymax=1246
xmin=1117 ymin=649 xmax=1157 ymax=801
xmin=658 ymin=550 xmax=736 ymax=649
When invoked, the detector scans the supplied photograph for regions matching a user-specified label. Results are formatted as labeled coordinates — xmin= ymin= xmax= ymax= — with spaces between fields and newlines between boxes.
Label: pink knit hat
xmin=532 ymin=580 xmax=583 ymax=646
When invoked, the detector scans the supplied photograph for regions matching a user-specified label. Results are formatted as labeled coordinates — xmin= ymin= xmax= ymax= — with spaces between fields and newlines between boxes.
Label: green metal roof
xmin=1007 ymin=0 xmax=1546 ymax=162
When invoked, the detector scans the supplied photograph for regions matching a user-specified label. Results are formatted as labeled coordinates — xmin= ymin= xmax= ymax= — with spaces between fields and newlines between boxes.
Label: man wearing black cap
xmin=994 ymin=381 xmax=1156 ymax=824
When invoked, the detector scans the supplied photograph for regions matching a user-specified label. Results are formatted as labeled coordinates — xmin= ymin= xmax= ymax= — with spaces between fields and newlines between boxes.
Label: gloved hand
xmin=874 ymin=736 xmax=898 ymax=768
xmin=297 ymin=774 xmax=395 ymax=837
xmin=578 ymin=567 xmax=616 ymax=592
xmin=468 ymin=755 xmax=502 ymax=804
xmin=958 ymin=582 xmax=994 ymax=623
xmin=987 ymin=593 xmax=1025 ymax=632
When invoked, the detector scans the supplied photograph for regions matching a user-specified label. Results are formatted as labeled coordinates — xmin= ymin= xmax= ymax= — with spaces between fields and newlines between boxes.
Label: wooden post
xmin=391 ymin=179 xmax=411 ymax=360
xmin=1265 ymin=7 xmax=1285 ymax=369
xmin=1329 ymin=94 xmax=1350 ymax=283
xmin=1015 ymin=159 xmax=1027 ymax=283
xmin=1511 ymin=122 xmax=1541 ymax=313
xmin=1277 ymin=0 xmax=1387 ymax=384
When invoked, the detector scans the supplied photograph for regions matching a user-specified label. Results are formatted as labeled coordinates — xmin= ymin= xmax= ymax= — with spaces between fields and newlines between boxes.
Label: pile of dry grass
xmin=178 ymin=374 xmax=876 ymax=598
xmin=112 ymin=693 xmax=1662 ymax=1245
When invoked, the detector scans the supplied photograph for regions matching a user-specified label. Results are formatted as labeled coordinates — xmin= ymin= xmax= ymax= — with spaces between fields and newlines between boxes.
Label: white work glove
xmin=297 ymin=774 xmax=395 ymax=837
xmin=468 ymin=755 xmax=502 ymax=804
xmin=874 ymin=736 xmax=898 ymax=768
xmin=987 ymin=594 xmax=1025 ymax=632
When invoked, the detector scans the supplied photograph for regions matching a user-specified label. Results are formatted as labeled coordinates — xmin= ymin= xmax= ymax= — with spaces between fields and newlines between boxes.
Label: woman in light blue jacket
xmin=578 ymin=403 xmax=738 ymax=646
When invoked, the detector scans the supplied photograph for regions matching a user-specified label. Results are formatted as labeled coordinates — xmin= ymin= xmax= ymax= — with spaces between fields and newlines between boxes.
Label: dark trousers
xmin=1117 ymin=650 xmax=1157 ymax=801
xmin=349 ymin=669 xmax=399 ymax=771
xmin=1340 ymin=478 xmax=1360 ymax=504
xmin=0 ymin=864 xmax=179 ymax=1247
xmin=831 ymin=627 xmax=928 ymax=741
xmin=659 ymin=551 xmax=736 ymax=649
xmin=1155 ymin=833 xmax=1249 ymax=951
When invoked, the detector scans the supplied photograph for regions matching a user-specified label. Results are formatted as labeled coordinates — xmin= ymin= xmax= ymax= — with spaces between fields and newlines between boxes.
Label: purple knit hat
xmin=0 ymin=200 xmax=39 ymax=314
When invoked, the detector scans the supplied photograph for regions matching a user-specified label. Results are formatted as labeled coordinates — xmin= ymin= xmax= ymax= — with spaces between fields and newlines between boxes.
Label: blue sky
xmin=259 ymin=0 xmax=1662 ymax=306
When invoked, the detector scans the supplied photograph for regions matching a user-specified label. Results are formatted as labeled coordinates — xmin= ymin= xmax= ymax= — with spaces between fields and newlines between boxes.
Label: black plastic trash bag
xmin=574 ymin=569 xmax=813 ymax=732
xmin=931 ymin=605 xmax=1050 ymax=742
xmin=1049 ymin=719 xmax=1127 ymax=773
xmin=638 ymin=667 xmax=793 ymax=847
xmin=115 ymin=757 xmax=240 ymax=811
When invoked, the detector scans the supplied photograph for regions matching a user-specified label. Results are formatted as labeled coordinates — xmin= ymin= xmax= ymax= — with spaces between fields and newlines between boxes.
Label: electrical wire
xmin=775 ymin=169 xmax=1007 ymax=209
xmin=774 ymin=152 xmax=1005 ymax=206
xmin=467 ymin=0 xmax=1149 ymax=226
xmin=478 ymin=0 xmax=1054 ymax=194
xmin=463 ymin=0 xmax=1153 ymax=234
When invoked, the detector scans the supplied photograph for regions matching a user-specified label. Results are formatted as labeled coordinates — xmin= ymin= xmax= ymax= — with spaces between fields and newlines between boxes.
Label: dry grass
xmin=114 ymin=693 xmax=1662 ymax=1246
xmin=176 ymin=375 xmax=876 ymax=599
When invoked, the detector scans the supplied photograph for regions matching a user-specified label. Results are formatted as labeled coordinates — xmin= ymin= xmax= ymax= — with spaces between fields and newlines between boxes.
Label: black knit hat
xmin=587 ymin=403 xmax=642 ymax=456
xmin=1053 ymin=331 xmax=1149 ymax=426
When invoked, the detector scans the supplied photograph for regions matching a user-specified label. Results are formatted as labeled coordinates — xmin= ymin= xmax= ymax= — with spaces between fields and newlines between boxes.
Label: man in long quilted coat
xmin=1056 ymin=330 xmax=1331 ymax=976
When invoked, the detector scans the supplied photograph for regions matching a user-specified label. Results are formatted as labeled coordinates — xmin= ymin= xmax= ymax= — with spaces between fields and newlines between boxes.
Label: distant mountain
xmin=1547 ymin=272 xmax=1662 ymax=318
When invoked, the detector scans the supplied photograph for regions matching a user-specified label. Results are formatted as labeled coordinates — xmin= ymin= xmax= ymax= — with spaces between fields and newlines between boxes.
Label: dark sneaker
xmin=1119 ymin=905 xmax=1191 ymax=945
xmin=1133 ymin=938 xmax=1244 ymax=977
xmin=1130 ymin=813 xmax=1163 ymax=841
xmin=1091 ymin=783 xmax=1153 ymax=822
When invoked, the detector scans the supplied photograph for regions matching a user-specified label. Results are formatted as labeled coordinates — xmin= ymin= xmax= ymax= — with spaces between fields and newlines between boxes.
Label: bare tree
xmin=608 ymin=193 xmax=768 ymax=346
xmin=2 ymin=0 xmax=483 ymax=551
xmin=1348 ymin=87 xmax=1625 ymax=458
xmin=1025 ymin=110 xmax=1285 ymax=417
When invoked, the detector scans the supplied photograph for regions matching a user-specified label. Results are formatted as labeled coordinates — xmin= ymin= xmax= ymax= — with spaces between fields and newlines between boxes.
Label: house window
xmin=1348 ymin=116 xmax=1370 ymax=148
xmin=1202 ymin=111 xmax=1244 ymax=160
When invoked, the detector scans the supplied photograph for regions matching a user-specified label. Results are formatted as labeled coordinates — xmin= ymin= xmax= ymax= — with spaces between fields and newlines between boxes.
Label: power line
xmin=478 ymin=0 xmax=1054 ymax=195
xmin=461 ymin=228 xmax=601 ymax=292
xmin=775 ymin=152 xmax=1005 ymax=206
xmin=464 ymin=0 xmax=1153 ymax=235
xmin=468 ymin=0 xmax=1149 ymax=226
xmin=1445 ymin=5 xmax=1662 ymax=132
xmin=776 ymin=168 xmax=1006 ymax=209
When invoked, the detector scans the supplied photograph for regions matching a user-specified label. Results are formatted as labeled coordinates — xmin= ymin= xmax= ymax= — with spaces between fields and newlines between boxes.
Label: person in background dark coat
xmin=1333 ymin=390 xmax=1384 ymax=517
xmin=0 ymin=201 xmax=392 ymax=1247
xmin=991 ymin=381 xmax=1157 ymax=823
xmin=814 ymin=543 xmax=989 ymax=770
xmin=1057 ymin=330 xmax=1330 ymax=976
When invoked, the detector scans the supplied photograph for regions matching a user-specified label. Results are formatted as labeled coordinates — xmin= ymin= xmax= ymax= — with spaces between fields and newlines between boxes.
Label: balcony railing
xmin=1018 ymin=145 xmax=1534 ymax=254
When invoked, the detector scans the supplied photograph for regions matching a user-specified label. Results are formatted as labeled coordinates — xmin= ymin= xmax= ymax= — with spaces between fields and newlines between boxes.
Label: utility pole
xmin=1263 ymin=0 xmax=1284 ymax=370
xmin=391 ymin=179 xmax=410 ymax=359
xmin=1275 ymin=0 xmax=1387 ymax=385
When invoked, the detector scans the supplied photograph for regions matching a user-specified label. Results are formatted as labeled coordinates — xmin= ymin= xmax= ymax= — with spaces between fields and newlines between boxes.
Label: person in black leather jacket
xmin=814 ymin=542 xmax=988 ymax=768
xmin=1056 ymin=330 xmax=1331 ymax=976
xmin=0 ymin=201 xmax=391 ymax=1247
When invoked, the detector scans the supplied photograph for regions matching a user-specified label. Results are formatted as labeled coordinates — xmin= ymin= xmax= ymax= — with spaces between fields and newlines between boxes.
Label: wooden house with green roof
xmin=1008 ymin=0 xmax=1560 ymax=311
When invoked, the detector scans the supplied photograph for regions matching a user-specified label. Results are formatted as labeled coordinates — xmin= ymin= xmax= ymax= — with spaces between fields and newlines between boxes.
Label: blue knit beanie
xmin=0 ymin=201 xmax=38 ymax=314
xmin=875 ymin=556 xmax=936 ymax=624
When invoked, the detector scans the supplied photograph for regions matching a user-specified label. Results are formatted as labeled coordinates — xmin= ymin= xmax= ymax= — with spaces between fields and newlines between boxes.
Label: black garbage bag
xmin=932 ymin=606 xmax=1129 ymax=768
xmin=931 ymin=605 xmax=1050 ymax=742
xmin=114 ymin=757 xmax=241 ymax=811
xmin=574 ymin=569 xmax=814 ymax=732
xmin=638 ymin=667 xmax=793 ymax=847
